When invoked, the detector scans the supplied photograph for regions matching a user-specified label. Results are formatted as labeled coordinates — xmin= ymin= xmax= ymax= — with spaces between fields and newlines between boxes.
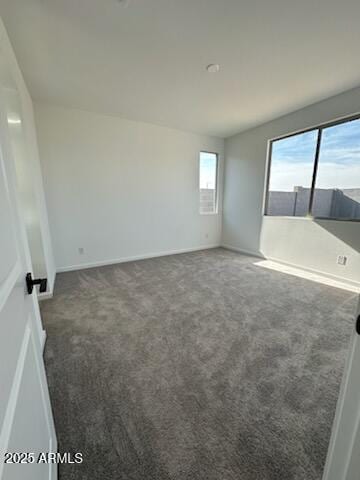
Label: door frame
xmin=0 ymin=81 xmax=45 ymax=349
xmin=0 ymin=38 xmax=57 ymax=480
xmin=322 ymin=296 xmax=360 ymax=480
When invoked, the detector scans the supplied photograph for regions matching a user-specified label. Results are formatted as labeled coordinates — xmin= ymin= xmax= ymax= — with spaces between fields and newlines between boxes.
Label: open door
xmin=0 ymin=60 xmax=57 ymax=480
xmin=323 ymin=296 xmax=360 ymax=480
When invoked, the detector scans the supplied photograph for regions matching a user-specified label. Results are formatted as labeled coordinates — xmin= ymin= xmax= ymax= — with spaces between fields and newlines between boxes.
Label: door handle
xmin=356 ymin=315 xmax=360 ymax=335
xmin=26 ymin=273 xmax=47 ymax=294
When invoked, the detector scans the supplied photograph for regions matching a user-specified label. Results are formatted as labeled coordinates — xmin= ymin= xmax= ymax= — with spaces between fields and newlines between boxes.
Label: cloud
xmin=270 ymin=161 xmax=360 ymax=191
xmin=270 ymin=118 xmax=360 ymax=191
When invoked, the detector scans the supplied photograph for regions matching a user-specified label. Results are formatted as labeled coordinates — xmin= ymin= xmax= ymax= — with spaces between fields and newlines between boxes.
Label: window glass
xmin=267 ymin=130 xmax=318 ymax=216
xmin=312 ymin=119 xmax=360 ymax=220
xmin=199 ymin=152 xmax=218 ymax=214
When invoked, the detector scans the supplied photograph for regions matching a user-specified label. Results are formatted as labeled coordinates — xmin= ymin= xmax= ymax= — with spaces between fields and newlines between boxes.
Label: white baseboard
xmin=38 ymin=291 xmax=53 ymax=301
xmin=41 ymin=330 xmax=47 ymax=352
xmin=37 ymin=271 xmax=56 ymax=301
xmin=221 ymin=244 xmax=264 ymax=259
xmin=265 ymin=256 xmax=360 ymax=291
xmin=56 ymin=244 xmax=221 ymax=273
xmin=222 ymin=244 xmax=359 ymax=292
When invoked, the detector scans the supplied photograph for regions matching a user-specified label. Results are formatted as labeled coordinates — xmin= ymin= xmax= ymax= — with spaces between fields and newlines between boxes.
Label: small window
xmin=265 ymin=114 xmax=360 ymax=221
xmin=199 ymin=152 xmax=218 ymax=214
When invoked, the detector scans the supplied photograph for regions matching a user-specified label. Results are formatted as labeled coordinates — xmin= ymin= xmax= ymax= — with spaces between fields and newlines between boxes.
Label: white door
xmin=0 ymin=81 xmax=57 ymax=478
xmin=323 ymin=296 xmax=360 ymax=480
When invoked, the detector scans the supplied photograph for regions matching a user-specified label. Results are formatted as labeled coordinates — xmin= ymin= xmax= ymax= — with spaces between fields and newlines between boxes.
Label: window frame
xmin=263 ymin=112 xmax=360 ymax=222
xmin=199 ymin=150 xmax=219 ymax=215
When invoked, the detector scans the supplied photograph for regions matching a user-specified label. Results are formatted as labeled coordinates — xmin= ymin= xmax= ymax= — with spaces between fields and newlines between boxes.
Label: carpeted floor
xmin=41 ymin=248 xmax=357 ymax=480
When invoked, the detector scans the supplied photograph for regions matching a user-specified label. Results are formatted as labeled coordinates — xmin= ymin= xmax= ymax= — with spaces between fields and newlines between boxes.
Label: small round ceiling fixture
xmin=7 ymin=116 xmax=21 ymax=125
xmin=206 ymin=64 xmax=220 ymax=73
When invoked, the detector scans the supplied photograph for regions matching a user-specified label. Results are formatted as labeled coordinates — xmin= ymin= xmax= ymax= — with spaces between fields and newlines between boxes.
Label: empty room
xmin=0 ymin=1 xmax=360 ymax=480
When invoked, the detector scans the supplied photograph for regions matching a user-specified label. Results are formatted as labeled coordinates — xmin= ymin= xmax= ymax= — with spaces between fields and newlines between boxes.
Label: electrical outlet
xmin=78 ymin=247 xmax=84 ymax=255
xmin=337 ymin=255 xmax=347 ymax=266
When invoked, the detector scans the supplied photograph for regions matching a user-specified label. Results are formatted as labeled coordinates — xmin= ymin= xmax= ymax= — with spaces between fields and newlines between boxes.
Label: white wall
xmin=223 ymin=87 xmax=360 ymax=286
xmin=35 ymin=103 xmax=224 ymax=272
xmin=0 ymin=18 xmax=56 ymax=293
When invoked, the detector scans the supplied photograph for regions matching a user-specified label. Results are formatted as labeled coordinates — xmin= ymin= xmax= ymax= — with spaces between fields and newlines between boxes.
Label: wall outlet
xmin=337 ymin=255 xmax=347 ymax=266
xmin=78 ymin=247 xmax=84 ymax=255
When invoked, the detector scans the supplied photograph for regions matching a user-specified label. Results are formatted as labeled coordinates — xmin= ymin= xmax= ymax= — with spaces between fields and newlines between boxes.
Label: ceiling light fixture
xmin=206 ymin=64 xmax=220 ymax=73
xmin=8 ymin=117 xmax=21 ymax=125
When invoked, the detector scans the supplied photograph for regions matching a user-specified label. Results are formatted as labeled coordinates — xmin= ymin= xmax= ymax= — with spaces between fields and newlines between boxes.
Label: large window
xmin=265 ymin=115 xmax=360 ymax=221
xmin=199 ymin=152 xmax=218 ymax=214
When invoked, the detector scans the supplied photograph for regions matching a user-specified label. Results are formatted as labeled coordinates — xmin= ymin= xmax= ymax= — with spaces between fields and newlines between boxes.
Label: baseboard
xmin=266 ymin=256 xmax=360 ymax=291
xmin=221 ymin=244 xmax=265 ymax=259
xmin=221 ymin=245 xmax=359 ymax=291
xmin=56 ymin=244 xmax=221 ymax=273
xmin=38 ymin=271 xmax=56 ymax=301
xmin=41 ymin=330 xmax=47 ymax=352
xmin=48 ymin=269 xmax=56 ymax=295
xmin=38 ymin=291 xmax=53 ymax=301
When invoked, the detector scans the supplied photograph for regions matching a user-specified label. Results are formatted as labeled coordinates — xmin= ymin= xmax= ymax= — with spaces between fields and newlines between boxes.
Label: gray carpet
xmin=41 ymin=248 xmax=357 ymax=480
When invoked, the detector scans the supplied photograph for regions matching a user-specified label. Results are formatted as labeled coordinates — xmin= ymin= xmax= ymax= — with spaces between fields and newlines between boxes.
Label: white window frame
xmin=263 ymin=112 xmax=360 ymax=222
xmin=199 ymin=151 xmax=219 ymax=215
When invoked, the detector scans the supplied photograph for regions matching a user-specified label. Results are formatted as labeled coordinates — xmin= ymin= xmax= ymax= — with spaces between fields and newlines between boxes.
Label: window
xmin=265 ymin=115 xmax=360 ymax=221
xmin=267 ymin=131 xmax=318 ymax=216
xmin=199 ymin=152 xmax=218 ymax=214
xmin=312 ymin=120 xmax=360 ymax=219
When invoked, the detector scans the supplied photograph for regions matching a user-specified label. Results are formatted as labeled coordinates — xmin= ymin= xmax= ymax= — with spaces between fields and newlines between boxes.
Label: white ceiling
xmin=1 ymin=0 xmax=360 ymax=137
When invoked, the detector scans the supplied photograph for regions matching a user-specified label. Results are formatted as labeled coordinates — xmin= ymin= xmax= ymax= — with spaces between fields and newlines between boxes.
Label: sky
xmin=269 ymin=118 xmax=360 ymax=191
xmin=199 ymin=152 xmax=217 ymax=189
